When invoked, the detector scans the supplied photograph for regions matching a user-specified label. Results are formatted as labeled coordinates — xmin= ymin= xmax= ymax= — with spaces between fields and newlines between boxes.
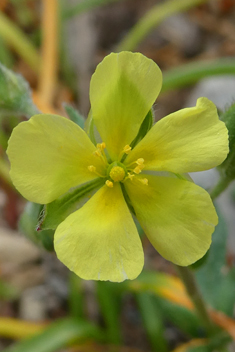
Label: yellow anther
xmin=133 ymin=166 xmax=142 ymax=174
xmin=109 ymin=166 xmax=125 ymax=182
xmin=106 ymin=180 xmax=114 ymax=188
xmin=139 ymin=178 xmax=148 ymax=186
xmin=88 ymin=165 xmax=96 ymax=172
xmin=123 ymin=145 xmax=132 ymax=154
xmin=94 ymin=143 xmax=108 ymax=166
xmin=88 ymin=165 xmax=106 ymax=178
xmin=94 ymin=149 xmax=102 ymax=157
xmin=127 ymin=172 xmax=135 ymax=181
xmin=136 ymin=158 xmax=144 ymax=166
xmin=97 ymin=142 xmax=106 ymax=150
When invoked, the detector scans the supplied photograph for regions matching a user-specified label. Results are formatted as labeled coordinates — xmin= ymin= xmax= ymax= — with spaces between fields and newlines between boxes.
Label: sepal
xmin=130 ymin=108 xmax=154 ymax=148
xmin=19 ymin=202 xmax=54 ymax=251
xmin=39 ymin=178 xmax=104 ymax=230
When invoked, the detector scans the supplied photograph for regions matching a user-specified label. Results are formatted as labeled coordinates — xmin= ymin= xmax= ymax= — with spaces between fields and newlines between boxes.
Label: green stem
xmin=68 ymin=273 xmax=84 ymax=319
xmin=0 ymin=12 xmax=40 ymax=73
xmin=62 ymin=0 xmax=124 ymax=19
xmin=210 ymin=176 xmax=232 ymax=201
xmin=176 ymin=266 xmax=215 ymax=336
xmin=161 ymin=58 xmax=235 ymax=93
xmin=117 ymin=0 xmax=210 ymax=52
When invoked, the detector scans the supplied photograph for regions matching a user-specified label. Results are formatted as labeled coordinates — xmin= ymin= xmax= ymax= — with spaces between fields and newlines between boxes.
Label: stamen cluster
xmin=88 ymin=143 xmax=148 ymax=187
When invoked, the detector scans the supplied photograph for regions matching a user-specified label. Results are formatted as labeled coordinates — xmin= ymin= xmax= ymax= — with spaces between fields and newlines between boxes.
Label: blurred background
xmin=1 ymin=0 xmax=235 ymax=351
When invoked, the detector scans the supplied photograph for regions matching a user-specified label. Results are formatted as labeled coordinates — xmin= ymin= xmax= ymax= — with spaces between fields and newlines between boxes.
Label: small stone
xmin=19 ymin=286 xmax=47 ymax=321
xmin=158 ymin=14 xmax=202 ymax=57
xmin=185 ymin=76 xmax=235 ymax=111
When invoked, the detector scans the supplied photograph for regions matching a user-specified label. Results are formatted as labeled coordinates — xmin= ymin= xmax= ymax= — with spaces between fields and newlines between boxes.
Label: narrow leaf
xmin=96 ymin=281 xmax=122 ymax=344
xmin=136 ymin=292 xmax=168 ymax=351
xmin=5 ymin=318 xmax=103 ymax=352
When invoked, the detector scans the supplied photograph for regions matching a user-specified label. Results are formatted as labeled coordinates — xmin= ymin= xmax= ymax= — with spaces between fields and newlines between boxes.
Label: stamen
xmin=123 ymin=172 xmax=135 ymax=182
xmin=93 ymin=143 xmax=108 ymax=166
xmin=88 ymin=165 xmax=96 ymax=172
xmin=123 ymin=145 xmax=132 ymax=154
xmin=106 ymin=180 xmax=114 ymax=188
xmin=88 ymin=165 xmax=106 ymax=178
xmin=94 ymin=149 xmax=102 ymax=157
xmin=133 ymin=166 xmax=142 ymax=174
xmin=139 ymin=178 xmax=148 ymax=186
xmin=126 ymin=157 xmax=145 ymax=170
xmin=128 ymin=172 xmax=135 ymax=180
xmin=118 ymin=145 xmax=132 ymax=161
xmin=97 ymin=142 xmax=106 ymax=150
xmin=136 ymin=158 xmax=144 ymax=166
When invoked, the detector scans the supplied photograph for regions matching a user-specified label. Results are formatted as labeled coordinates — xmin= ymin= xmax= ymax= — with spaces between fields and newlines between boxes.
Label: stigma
xmin=109 ymin=166 xmax=125 ymax=182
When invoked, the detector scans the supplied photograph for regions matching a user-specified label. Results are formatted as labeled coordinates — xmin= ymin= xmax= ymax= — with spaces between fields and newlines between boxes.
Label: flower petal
xmin=7 ymin=114 xmax=105 ymax=204
xmin=125 ymin=98 xmax=229 ymax=173
xmin=54 ymin=183 xmax=144 ymax=282
xmin=125 ymin=175 xmax=217 ymax=266
xmin=90 ymin=52 xmax=162 ymax=160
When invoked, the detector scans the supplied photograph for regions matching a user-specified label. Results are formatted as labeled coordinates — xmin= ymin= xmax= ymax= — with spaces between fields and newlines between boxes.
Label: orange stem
xmin=38 ymin=0 xmax=58 ymax=105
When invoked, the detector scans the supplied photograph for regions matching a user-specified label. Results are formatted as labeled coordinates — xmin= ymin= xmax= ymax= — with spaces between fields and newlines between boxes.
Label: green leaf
xmin=127 ymin=271 xmax=202 ymax=337
xmin=96 ymin=281 xmax=122 ymax=345
xmin=63 ymin=103 xmax=85 ymax=129
xmin=218 ymin=102 xmax=235 ymax=181
xmin=63 ymin=0 xmax=124 ymax=19
xmin=19 ymin=202 xmax=54 ymax=251
xmin=0 ymin=37 xmax=14 ymax=68
xmin=0 ymin=63 xmax=39 ymax=118
xmin=195 ymin=207 xmax=235 ymax=315
xmin=161 ymin=58 xmax=235 ymax=94
xmin=154 ymin=297 xmax=202 ymax=338
xmin=4 ymin=318 xmax=104 ymax=352
xmin=40 ymin=178 xmax=104 ymax=230
xmin=187 ymin=332 xmax=232 ymax=352
xmin=136 ymin=293 xmax=168 ymax=352
xmin=68 ymin=273 xmax=85 ymax=319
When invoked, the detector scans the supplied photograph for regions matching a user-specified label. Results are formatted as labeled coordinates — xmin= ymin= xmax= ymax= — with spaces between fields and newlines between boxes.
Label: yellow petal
xmin=90 ymin=52 xmax=162 ymax=160
xmin=7 ymin=114 xmax=105 ymax=204
xmin=54 ymin=183 xmax=144 ymax=282
xmin=126 ymin=98 xmax=229 ymax=173
xmin=125 ymin=175 xmax=217 ymax=266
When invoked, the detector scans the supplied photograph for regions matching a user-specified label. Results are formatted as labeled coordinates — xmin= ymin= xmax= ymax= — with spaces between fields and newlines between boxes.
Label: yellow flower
xmin=7 ymin=52 xmax=229 ymax=282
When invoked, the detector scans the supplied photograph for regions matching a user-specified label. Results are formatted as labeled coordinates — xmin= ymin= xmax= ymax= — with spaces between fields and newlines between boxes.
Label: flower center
xmin=109 ymin=166 xmax=125 ymax=182
xmin=87 ymin=143 xmax=148 ymax=187
xmin=107 ymin=162 xmax=126 ymax=182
